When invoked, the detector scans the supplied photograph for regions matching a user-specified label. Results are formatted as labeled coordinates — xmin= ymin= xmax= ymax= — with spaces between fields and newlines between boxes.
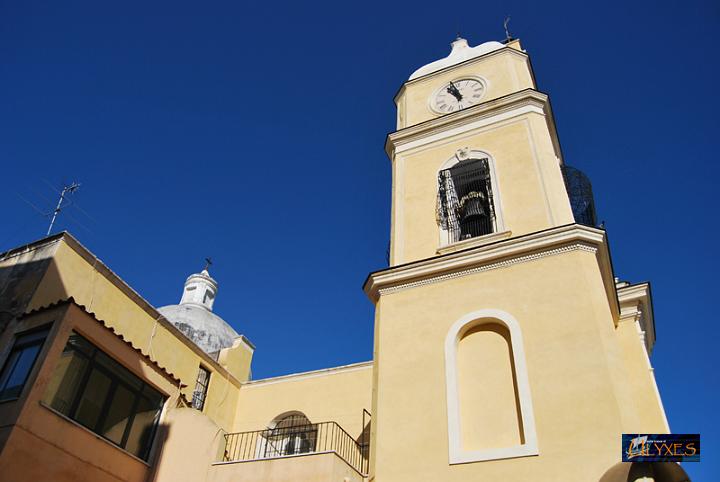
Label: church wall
xmin=233 ymin=364 xmax=372 ymax=441
xmin=456 ymin=322 xmax=523 ymax=451
xmin=390 ymin=112 xmax=575 ymax=265
xmin=25 ymin=237 xmax=241 ymax=431
xmin=370 ymin=249 xmax=649 ymax=482
xmin=208 ymin=451 xmax=364 ymax=482
xmin=396 ymin=48 xmax=535 ymax=128
xmin=150 ymin=408 xmax=225 ymax=482
xmin=615 ymin=319 xmax=669 ymax=433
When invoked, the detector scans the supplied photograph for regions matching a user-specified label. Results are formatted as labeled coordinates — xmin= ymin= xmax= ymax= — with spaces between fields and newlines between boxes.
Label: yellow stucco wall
xmin=209 ymin=452 xmax=364 ymax=482
xmin=234 ymin=363 xmax=372 ymax=439
xmin=615 ymin=319 xmax=668 ymax=433
xmin=370 ymin=249 xmax=664 ymax=482
xmin=457 ymin=323 xmax=522 ymax=451
xmin=151 ymin=408 xmax=227 ymax=482
xmin=25 ymin=238 xmax=242 ymax=431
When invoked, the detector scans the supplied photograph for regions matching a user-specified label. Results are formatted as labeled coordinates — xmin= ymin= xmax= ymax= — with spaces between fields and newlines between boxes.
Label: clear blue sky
xmin=1 ymin=0 xmax=717 ymax=478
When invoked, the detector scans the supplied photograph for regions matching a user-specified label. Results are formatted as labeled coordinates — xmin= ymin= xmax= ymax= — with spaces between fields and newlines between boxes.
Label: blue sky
xmin=1 ymin=0 xmax=717 ymax=478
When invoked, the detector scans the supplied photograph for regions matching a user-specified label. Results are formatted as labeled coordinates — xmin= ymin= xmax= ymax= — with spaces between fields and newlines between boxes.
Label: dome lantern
xmin=158 ymin=264 xmax=239 ymax=356
xmin=179 ymin=269 xmax=218 ymax=311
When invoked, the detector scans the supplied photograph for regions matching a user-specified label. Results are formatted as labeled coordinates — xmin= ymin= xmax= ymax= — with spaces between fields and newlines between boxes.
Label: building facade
xmin=0 ymin=37 xmax=687 ymax=482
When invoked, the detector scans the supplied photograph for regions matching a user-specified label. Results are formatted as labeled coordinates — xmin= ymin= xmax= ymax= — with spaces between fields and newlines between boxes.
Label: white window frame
xmin=444 ymin=309 xmax=538 ymax=464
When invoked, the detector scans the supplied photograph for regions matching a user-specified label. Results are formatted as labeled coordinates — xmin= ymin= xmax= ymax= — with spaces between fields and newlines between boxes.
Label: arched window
xmin=263 ymin=413 xmax=317 ymax=457
xmin=444 ymin=310 xmax=538 ymax=463
xmin=437 ymin=150 xmax=503 ymax=246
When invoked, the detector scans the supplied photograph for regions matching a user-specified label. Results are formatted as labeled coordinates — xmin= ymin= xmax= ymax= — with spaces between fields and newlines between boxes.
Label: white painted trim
xmin=397 ymin=104 xmax=544 ymax=155
xmin=380 ymin=243 xmax=596 ymax=297
xmin=391 ymin=155 xmax=406 ymax=265
xmin=365 ymin=224 xmax=614 ymax=310
xmin=242 ymin=361 xmax=373 ymax=387
xmin=523 ymin=118 xmax=554 ymax=226
xmin=436 ymin=150 xmax=506 ymax=248
xmin=634 ymin=320 xmax=670 ymax=432
xmin=436 ymin=230 xmax=512 ymax=255
xmin=444 ymin=309 xmax=538 ymax=464
xmin=616 ymin=282 xmax=655 ymax=353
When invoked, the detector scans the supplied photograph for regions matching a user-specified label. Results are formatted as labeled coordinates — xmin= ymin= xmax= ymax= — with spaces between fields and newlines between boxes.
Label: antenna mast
xmin=47 ymin=182 xmax=81 ymax=235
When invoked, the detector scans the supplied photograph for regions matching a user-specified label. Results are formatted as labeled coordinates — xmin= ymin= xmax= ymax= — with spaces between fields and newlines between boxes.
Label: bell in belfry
xmin=458 ymin=191 xmax=488 ymax=239
xmin=458 ymin=191 xmax=486 ymax=221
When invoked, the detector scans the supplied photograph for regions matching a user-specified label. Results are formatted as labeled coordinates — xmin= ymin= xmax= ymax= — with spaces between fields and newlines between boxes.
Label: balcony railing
xmin=222 ymin=421 xmax=368 ymax=475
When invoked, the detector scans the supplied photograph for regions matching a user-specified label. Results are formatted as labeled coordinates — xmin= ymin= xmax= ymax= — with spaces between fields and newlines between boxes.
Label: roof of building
xmin=409 ymin=37 xmax=505 ymax=80
xmin=2 ymin=231 xmax=244 ymax=388
xmin=20 ymin=297 xmax=185 ymax=386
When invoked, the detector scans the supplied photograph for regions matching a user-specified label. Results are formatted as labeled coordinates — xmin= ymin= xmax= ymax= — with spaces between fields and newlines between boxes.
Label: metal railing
xmin=223 ymin=421 xmax=368 ymax=475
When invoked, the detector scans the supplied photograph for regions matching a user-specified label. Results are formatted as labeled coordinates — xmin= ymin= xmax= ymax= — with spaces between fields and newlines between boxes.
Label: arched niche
xmin=444 ymin=309 xmax=538 ymax=464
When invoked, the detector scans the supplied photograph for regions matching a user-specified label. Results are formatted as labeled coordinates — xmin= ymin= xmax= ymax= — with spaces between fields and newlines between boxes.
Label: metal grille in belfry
xmin=437 ymin=158 xmax=496 ymax=243
xmin=561 ymin=165 xmax=597 ymax=227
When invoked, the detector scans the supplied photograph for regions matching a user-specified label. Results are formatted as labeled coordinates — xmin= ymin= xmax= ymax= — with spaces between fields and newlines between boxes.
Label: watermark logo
xmin=622 ymin=434 xmax=700 ymax=462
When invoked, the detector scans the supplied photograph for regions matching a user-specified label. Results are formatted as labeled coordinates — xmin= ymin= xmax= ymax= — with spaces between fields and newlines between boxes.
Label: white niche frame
xmin=444 ymin=309 xmax=539 ymax=464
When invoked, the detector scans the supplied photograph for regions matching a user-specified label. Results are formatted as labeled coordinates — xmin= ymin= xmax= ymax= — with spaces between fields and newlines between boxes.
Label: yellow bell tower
xmin=365 ymin=37 xmax=668 ymax=482
xmin=387 ymin=36 xmax=576 ymax=266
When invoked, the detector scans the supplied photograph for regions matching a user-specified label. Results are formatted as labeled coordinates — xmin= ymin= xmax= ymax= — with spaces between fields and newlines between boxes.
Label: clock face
xmin=432 ymin=78 xmax=486 ymax=114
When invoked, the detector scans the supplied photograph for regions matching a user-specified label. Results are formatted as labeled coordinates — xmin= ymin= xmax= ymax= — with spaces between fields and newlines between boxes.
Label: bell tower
xmin=387 ymin=37 xmax=576 ymax=266
xmin=365 ymin=37 xmax=668 ymax=482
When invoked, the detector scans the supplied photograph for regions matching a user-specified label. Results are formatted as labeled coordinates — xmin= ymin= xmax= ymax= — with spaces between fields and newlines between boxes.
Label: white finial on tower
xmin=179 ymin=263 xmax=218 ymax=311
xmin=450 ymin=36 xmax=469 ymax=54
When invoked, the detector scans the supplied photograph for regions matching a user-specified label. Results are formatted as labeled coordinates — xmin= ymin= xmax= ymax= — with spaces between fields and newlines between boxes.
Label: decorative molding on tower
xmin=385 ymin=89 xmax=560 ymax=159
xmin=616 ymin=281 xmax=656 ymax=354
xmin=364 ymin=224 xmax=617 ymax=314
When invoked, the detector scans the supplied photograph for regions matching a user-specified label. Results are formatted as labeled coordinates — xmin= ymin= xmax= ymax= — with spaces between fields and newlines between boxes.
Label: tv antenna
xmin=47 ymin=182 xmax=81 ymax=235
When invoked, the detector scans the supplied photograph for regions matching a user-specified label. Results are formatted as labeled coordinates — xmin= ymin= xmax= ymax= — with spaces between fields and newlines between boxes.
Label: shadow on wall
xmin=0 ymin=254 xmax=60 ymax=334
xmin=145 ymin=422 xmax=171 ymax=482
xmin=355 ymin=420 xmax=371 ymax=464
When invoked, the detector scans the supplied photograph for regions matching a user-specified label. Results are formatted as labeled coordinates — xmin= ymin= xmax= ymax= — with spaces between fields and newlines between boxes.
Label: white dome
xmin=409 ymin=37 xmax=505 ymax=80
xmin=158 ymin=267 xmax=239 ymax=356
xmin=158 ymin=303 xmax=238 ymax=356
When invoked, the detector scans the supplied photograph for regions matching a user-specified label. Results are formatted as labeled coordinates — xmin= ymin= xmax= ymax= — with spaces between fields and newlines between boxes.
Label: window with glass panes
xmin=0 ymin=326 xmax=49 ymax=401
xmin=42 ymin=332 xmax=165 ymax=461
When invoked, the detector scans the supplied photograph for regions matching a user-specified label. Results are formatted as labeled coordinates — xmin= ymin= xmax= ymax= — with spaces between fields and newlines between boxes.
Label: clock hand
xmin=447 ymin=87 xmax=462 ymax=102
xmin=447 ymin=81 xmax=463 ymax=101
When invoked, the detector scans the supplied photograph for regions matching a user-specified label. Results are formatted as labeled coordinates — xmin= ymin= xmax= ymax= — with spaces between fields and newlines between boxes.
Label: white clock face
xmin=432 ymin=78 xmax=486 ymax=114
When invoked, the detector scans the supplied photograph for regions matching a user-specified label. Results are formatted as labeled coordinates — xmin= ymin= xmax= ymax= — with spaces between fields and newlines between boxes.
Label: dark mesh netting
xmin=561 ymin=165 xmax=597 ymax=227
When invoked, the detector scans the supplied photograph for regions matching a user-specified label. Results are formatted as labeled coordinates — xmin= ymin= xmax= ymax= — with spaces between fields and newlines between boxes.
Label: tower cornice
xmin=393 ymin=46 xmax=531 ymax=105
xmin=363 ymin=224 xmax=619 ymax=320
xmin=385 ymin=89 xmax=562 ymax=161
